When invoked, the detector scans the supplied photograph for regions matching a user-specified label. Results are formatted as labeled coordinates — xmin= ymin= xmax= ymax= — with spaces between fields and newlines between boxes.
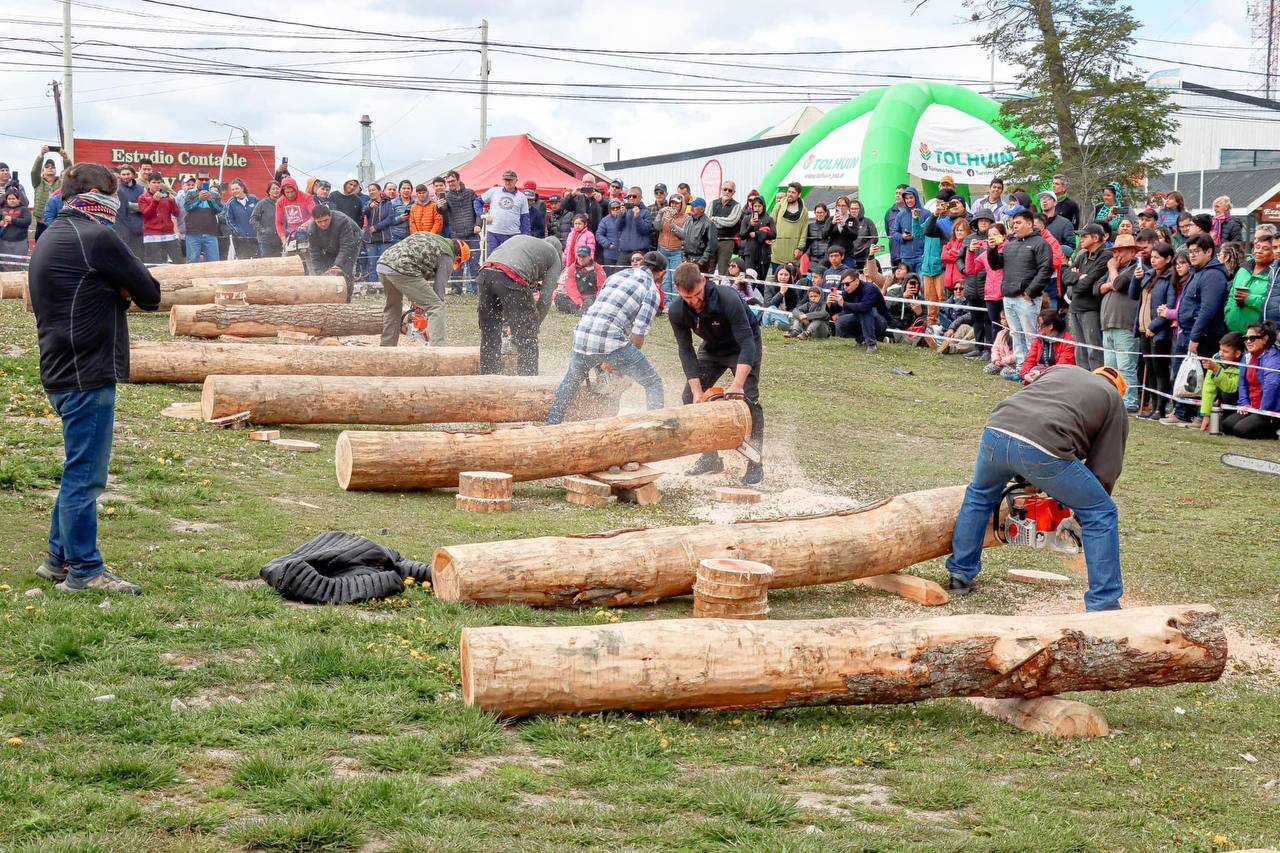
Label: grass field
xmin=1 ymin=294 xmax=1278 ymax=852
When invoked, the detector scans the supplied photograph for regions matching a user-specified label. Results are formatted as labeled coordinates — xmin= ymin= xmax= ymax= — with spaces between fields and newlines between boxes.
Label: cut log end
xmin=456 ymin=495 xmax=513 ymax=513
xmin=968 ymin=697 xmax=1109 ymax=737
xmin=458 ymin=471 xmax=514 ymax=501
xmin=712 ymin=487 xmax=763 ymax=504
xmin=432 ymin=550 xmax=461 ymax=600
xmin=335 ymin=432 xmax=354 ymax=490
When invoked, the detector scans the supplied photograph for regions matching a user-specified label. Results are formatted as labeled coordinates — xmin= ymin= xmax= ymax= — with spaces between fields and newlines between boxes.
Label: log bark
xmin=170 ymin=303 xmax=381 ymax=338
xmin=433 ymin=485 xmax=989 ymax=607
xmin=460 ymin=604 xmax=1227 ymax=717
xmin=137 ymin=275 xmax=347 ymax=309
xmin=335 ymin=401 xmax=752 ymax=492
xmin=1 ymin=255 xmax=303 ymax=297
xmin=199 ymin=374 xmax=619 ymax=424
xmin=130 ymin=341 xmax=487 ymax=384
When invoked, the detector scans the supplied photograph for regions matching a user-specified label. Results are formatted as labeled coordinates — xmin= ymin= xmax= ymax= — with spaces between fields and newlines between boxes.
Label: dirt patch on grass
xmin=435 ymin=752 xmax=564 ymax=786
xmin=180 ymin=682 xmax=275 ymax=709
xmin=161 ymin=648 xmax=257 ymax=670
xmin=171 ymin=519 xmax=221 ymax=533
xmin=1224 ymin=627 xmax=1280 ymax=675
xmin=328 ymin=755 xmax=375 ymax=779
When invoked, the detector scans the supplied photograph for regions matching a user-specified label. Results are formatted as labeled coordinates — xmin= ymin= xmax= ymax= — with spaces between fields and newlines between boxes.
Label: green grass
xmin=1 ymin=296 xmax=1278 ymax=851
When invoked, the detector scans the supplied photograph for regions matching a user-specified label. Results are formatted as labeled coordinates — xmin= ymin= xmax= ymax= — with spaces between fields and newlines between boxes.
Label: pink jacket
xmin=562 ymin=227 xmax=597 ymax=268
xmin=966 ymin=244 xmax=1004 ymax=301
xmin=990 ymin=329 xmax=1016 ymax=367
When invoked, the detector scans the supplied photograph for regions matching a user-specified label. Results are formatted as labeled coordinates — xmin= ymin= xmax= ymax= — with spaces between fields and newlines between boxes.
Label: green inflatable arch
xmin=756 ymin=81 xmax=1026 ymax=233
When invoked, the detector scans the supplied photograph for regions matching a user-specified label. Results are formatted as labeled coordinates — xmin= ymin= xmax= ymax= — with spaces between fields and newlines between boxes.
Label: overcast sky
xmin=0 ymin=0 xmax=1263 ymax=188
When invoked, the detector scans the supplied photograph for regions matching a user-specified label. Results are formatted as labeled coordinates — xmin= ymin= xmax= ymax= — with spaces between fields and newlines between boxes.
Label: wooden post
xmin=170 ymin=303 xmax=382 ymax=338
xmin=199 ymin=374 xmax=620 ymax=425
xmin=335 ymin=401 xmax=752 ymax=492
xmin=432 ymin=485 xmax=992 ymax=607
xmin=130 ymin=341 xmax=489 ymax=384
xmin=459 ymin=605 xmax=1227 ymax=717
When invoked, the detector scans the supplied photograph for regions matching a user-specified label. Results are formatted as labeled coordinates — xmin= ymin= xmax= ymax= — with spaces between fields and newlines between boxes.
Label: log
xmin=0 ymin=255 xmax=303 ymax=298
xmin=170 ymin=303 xmax=382 ymax=338
xmin=199 ymin=374 xmax=620 ymax=425
xmin=432 ymin=485 xmax=991 ymax=607
xmin=247 ymin=430 xmax=281 ymax=442
xmin=563 ymin=476 xmax=613 ymax=498
xmin=712 ymin=487 xmax=762 ymax=504
xmin=855 ymin=573 xmax=950 ymax=606
xmin=459 ymin=604 xmax=1227 ymax=717
xmin=336 ymin=402 xmax=752 ymax=492
xmin=1 ymin=277 xmax=22 ymax=300
xmin=270 ymin=439 xmax=319 ymax=452
xmin=456 ymin=495 xmax=513 ymax=513
xmin=130 ymin=341 xmax=487 ymax=384
xmin=138 ymin=275 xmax=347 ymax=310
xmin=967 ymin=697 xmax=1109 ymax=737
xmin=566 ymin=491 xmax=616 ymax=507
xmin=1008 ymin=569 xmax=1072 ymax=586
xmin=692 ymin=598 xmax=769 ymax=620
xmin=458 ymin=472 xmax=513 ymax=501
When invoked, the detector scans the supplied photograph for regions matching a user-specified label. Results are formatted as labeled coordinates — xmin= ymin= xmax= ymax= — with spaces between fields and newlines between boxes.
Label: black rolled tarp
xmin=260 ymin=531 xmax=433 ymax=605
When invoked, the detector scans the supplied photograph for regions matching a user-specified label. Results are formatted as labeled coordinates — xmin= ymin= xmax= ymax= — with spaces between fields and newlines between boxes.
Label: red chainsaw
xmin=993 ymin=478 xmax=1082 ymax=554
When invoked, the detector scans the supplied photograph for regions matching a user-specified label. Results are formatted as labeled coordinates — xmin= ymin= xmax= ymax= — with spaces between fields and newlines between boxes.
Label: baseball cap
xmin=609 ymin=199 xmax=622 ymax=209
xmin=1079 ymin=223 xmax=1106 ymax=239
xmin=547 ymin=194 xmax=561 ymax=202
xmin=610 ymin=179 xmax=623 ymax=188
xmin=690 ymin=197 xmax=707 ymax=208
xmin=1093 ymin=365 xmax=1127 ymax=397
xmin=524 ymin=189 xmax=537 ymax=199
xmin=670 ymin=193 xmax=684 ymax=203
xmin=654 ymin=182 xmax=667 ymax=193
xmin=1037 ymin=190 xmax=1055 ymax=201
xmin=576 ymin=245 xmax=592 ymax=256
xmin=522 ymin=180 xmax=537 ymax=190
xmin=502 ymin=169 xmax=517 ymax=179
xmin=1138 ymin=207 xmax=1157 ymax=218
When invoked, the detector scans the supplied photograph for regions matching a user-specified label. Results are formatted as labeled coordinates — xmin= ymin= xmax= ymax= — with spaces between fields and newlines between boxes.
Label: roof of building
xmin=379 ymin=134 xmax=609 ymax=196
xmin=747 ymin=106 xmax=824 ymax=141
xmin=376 ymin=150 xmax=474 ymax=189
xmin=1149 ymin=165 xmax=1280 ymax=213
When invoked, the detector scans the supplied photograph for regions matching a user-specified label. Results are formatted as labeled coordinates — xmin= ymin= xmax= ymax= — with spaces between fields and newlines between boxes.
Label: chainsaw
xmin=700 ymin=386 xmax=762 ymax=464
xmin=992 ymin=477 xmax=1082 ymax=554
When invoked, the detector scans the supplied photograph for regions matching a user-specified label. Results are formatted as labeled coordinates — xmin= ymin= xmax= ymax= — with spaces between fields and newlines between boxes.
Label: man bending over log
xmin=28 ymin=162 xmax=162 ymax=594
xmin=477 ymin=235 xmax=563 ymax=375
xmin=946 ymin=364 xmax=1130 ymax=610
xmin=546 ymin=251 xmax=668 ymax=424
xmin=378 ymin=232 xmax=468 ymax=347
xmin=669 ymin=261 xmax=765 ymax=485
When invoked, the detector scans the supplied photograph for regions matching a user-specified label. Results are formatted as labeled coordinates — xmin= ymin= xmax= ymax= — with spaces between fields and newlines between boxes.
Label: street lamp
xmin=209 ymin=120 xmax=250 ymax=185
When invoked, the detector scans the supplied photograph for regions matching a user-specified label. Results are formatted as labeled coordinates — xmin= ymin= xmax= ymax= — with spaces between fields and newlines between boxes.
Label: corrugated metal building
xmin=1150 ymin=81 xmax=1280 ymax=174
xmin=598 ymin=136 xmax=797 ymax=200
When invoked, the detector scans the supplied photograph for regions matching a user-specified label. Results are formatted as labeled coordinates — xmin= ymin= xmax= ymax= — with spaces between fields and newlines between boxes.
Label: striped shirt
xmin=572 ymin=267 xmax=660 ymax=355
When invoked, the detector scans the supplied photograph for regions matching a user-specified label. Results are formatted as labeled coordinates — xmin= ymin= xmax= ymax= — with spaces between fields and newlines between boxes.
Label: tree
xmin=931 ymin=0 xmax=1178 ymax=212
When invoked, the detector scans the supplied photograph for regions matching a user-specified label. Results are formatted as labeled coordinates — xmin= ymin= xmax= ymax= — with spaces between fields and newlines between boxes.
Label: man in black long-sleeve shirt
xmin=306 ymin=205 xmax=362 ymax=299
xmin=28 ymin=163 xmax=162 ymax=595
xmin=668 ymin=262 xmax=764 ymax=485
xmin=988 ymin=208 xmax=1053 ymax=370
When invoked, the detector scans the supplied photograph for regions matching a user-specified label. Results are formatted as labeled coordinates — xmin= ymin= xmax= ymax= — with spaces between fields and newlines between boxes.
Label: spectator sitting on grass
xmin=985 ymin=313 xmax=1018 ymax=376
xmin=767 ymin=263 xmax=802 ymax=312
xmin=885 ymin=271 xmax=924 ymax=338
xmin=785 ymin=285 xmax=832 ymax=340
xmin=1020 ymin=311 xmax=1075 ymax=381
xmin=1197 ymin=331 xmax=1243 ymax=432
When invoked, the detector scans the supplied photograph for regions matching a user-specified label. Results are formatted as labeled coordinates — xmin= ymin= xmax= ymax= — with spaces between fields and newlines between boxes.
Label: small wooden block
xmin=968 ymin=697 xmax=1109 ymax=737
xmin=206 ymin=410 xmax=252 ymax=429
xmin=855 ymin=572 xmax=950 ymax=606
xmin=458 ymin=471 xmax=513 ymax=501
xmin=277 ymin=330 xmax=318 ymax=345
xmin=215 ymin=335 xmax=256 ymax=343
xmin=587 ymin=465 xmax=661 ymax=488
xmin=247 ymin=429 xmax=281 ymax=442
xmin=712 ymin=487 xmax=762 ymax=504
xmin=270 ymin=439 xmax=320 ymax=452
xmin=616 ymin=483 xmax=662 ymax=505
xmin=455 ymin=495 xmax=512 ymax=513
xmin=566 ymin=491 xmax=617 ymax=507
xmin=160 ymin=402 xmax=202 ymax=420
xmin=1008 ymin=568 xmax=1072 ymax=586
xmin=562 ymin=475 xmax=613 ymax=498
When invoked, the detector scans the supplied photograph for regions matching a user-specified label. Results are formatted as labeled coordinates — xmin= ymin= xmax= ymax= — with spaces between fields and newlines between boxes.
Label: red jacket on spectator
xmin=1020 ymin=330 xmax=1075 ymax=378
xmin=138 ymin=191 xmax=180 ymax=237
xmin=1039 ymin=228 xmax=1064 ymax=278
xmin=941 ymin=236 xmax=966 ymax=290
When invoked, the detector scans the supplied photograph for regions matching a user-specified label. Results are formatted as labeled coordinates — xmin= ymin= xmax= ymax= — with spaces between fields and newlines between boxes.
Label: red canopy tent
xmin=457 ymin=134 xmax=602 ymax=197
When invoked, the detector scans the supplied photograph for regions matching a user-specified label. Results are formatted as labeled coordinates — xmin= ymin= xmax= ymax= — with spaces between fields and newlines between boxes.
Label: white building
xmin=1148 ymin=74 xmax=1280 ymax=174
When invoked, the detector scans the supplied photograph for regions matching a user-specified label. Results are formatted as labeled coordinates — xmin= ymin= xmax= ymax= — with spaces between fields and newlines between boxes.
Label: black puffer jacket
xmin=260 ymin=531 xmax=432 ymax=605
xmin=988 ymin=232 xmax=1052 ymax=298
xmin=961 ymin=232 xmax=986 ymax=303
xmin=805 ymin=218 xmax=834 ymax=267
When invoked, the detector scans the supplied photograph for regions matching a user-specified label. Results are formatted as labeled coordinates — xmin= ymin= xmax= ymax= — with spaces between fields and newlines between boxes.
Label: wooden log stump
xmin=459 ymin=472 xmax=513 ymax=501
xmin=563 ymin=476 xmax=613 ymax=498
xmin=432 ymin=485 xmax=994 ymax=608
xmin=692 ymin=598 xmax=769 ymax=620
xmin=1 ymin=277 xmax=23 ymax=300
xmin=336 ymin=402 xmax=751 ymax=492
xmin=456 ymin=495 xmax=513 ymax=513
xmin=270 ymin=439 xmax=319 ymax=452
xmin=460 ymin=604 xmax=1227 ymax=717
xmin=160 ymin=402 xmax=202 ymax=420
xmin=968 ymin=697 xmax=1109 ymax=737
xmin=170 ymin=303 xmax=382 ymax=339
xmin=247 ymin=430 xmax=281 ymax=442
xmin=854 ymin=573 xmax=950 ymax=606
xmin=712 ymin=487 xmax=762 ymax=504
xmin=566 ymin=491 xmax=616 ymax=507
xmin=200 ymin=374 xmax=617 ymax=425
xmin=588 ymin=466 xmax=661 ymax=488
xmin=693 ymin=559 xmax=772 ymax=620
xmin=130 ymin=341 xmax=489 ymax=384
xmin=616 ymin=483 xmax=662 ymax=505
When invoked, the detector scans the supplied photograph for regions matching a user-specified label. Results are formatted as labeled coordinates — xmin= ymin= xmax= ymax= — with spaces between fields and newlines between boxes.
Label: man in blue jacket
xmin=895 ymin=186 xmax=925 ymax=273
xmin=617 ymin=186 xmax=652 ymax=260
xmin=1164 ymin=233 xmax=1230 ymax=425
xmin=29 ymin=163 xmax=162 ymax=595
xmin=828 ymin=267 xmax=890 ymax=351
xmin=113 ymin=165 xmax=145 ymax=259
xmin=596 ymin=199 xmax=625 ymax=266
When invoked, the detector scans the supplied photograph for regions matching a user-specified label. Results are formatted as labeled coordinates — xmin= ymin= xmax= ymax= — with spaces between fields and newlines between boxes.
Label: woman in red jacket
xmin=941 ymin=216 xmax=971 ymax=292
xmin=1020 ymin=311 xmax=1075 ymax=380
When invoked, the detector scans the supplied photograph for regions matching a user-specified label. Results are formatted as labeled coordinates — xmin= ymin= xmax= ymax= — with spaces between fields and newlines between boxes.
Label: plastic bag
xmin=1172 ymin=354 xmax=1204 ymax=399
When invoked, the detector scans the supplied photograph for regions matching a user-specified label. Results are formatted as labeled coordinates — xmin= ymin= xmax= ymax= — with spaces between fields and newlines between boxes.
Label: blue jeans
xmin=547 ymin=343 xmax=664 ymax=424
xmin=834 ymin=310 xmax=887 ymax=344
xmin=457 ymin=235 xmax=480 ymax=293
xmin=365 ymin=242 xmax=388 ymax=283
xmin=659 ymin=247 xmax=683 ymax=296
xmin=1102 ymin=328 xmax=1140 ymax=411
xmin=900 ymin=256 xmax=920 ymax=274
xmin=1003 ymin=294 xmax=1039 ymax=367
xmin=487 ymin=231 xmax=516 ymax=257
xmin=46 ymin=385 xmax=116 ymax=583
xmin=946 ymin=428 xmax=1123 ymax=611
xmin=184 ymin=233 xmax=219 ymax=263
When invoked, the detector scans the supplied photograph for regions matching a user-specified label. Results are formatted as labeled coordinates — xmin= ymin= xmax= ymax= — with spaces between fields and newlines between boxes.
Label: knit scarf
xmin=63 ymin=192 xmax=120 ymax=227
xmin=1211 ymin=210 xmax=1230 ymax=245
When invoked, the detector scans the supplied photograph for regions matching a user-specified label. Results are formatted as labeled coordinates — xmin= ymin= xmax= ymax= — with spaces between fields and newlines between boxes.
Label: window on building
xmin=1220 ymin=149 xmax=1280 ymax=169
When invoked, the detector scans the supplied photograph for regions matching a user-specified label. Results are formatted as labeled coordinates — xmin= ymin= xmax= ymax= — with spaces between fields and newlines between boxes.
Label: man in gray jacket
xmin=946 ymin=365 xmax=1130 ymax=611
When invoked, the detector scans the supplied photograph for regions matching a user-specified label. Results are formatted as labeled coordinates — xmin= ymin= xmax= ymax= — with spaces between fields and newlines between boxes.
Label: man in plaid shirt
xmin=546 ymin=251 xmax=669 ymax=424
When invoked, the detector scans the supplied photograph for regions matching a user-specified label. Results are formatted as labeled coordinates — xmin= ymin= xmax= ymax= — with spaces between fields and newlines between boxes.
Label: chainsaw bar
xmin=1221 ymin=453 xmax=1280 ymax=478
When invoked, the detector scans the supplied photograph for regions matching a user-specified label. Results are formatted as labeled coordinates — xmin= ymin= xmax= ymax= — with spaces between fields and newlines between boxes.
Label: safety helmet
xmin=453 ymin=239 xmax=472 ymax=270
xmin=1092 ymin=366 xmax=1127 ymax=398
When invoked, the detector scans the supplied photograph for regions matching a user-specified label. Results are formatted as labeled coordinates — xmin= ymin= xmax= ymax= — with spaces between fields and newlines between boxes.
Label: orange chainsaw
xmin=699 ymin=386 xmax=761 ymax=463
xmin=993 ymin=478 xmax=1082 ymax=554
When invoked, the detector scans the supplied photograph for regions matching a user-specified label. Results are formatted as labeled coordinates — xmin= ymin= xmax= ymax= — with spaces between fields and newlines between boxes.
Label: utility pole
xmin=62 ymin=0 xmax=74 ymax=160
xmin=479 ymin=18 xmax=490 ymax=147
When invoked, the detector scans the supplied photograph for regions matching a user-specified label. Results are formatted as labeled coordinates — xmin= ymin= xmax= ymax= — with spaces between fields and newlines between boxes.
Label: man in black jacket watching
xmin=668 ymin=262 xmax=764 ymax=485
xmin=307 ymin=204 xmax=362 ymax=299
xmin=1061 ymin=223 xmax=1110 ymax=370
xmin=28 ymin=163 xmax=162 ymax=594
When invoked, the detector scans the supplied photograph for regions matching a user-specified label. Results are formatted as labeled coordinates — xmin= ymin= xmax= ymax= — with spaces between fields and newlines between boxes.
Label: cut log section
xmin=712 ymin=487 xmax=762 ymax=504
xmin=206 ymin=410 xmax=251 ymax=429
xmin=967 ymin=697 xmax=1109 ymax=737
xmin=460 ymin=604 xmax=1227 ymax=717
xmin=692 ymin=598 xmax=769 ymax=620
xmin=563 ymin=476 xmax=613 ymax=498
xmin=247 ymin=429 xmax=281 ymax=442
xmin=854 ymin=573 xmax=950 ymax=606
xmin=588 ymin=466 xmax=662 ymax=488
xmin=170 ymin=303 xmax=382 ymax=339
xmin=433 ymin=485 xmax=991 ymax=607
xmin=336 ymin=402 xmax=751 ymax=492
xmin=160 ymin=402 xmax=202 ymax=420
xmin=566 ymin=491 xmax=616 ymax=507
xmin=458 ymin=472 xmax=513 ymax=501
xmin=199 ymin=374 xmax=620 ymax=425
xmin=0 ymin=256 xmax=302 ymax=295
xmin=1 ymin=278 xmax=22 ymax=300
xmin=129 ymin=341 xmax=488 ymax=384
xmin=270 ymin=439 xmax=319 ymax=452
xmin=137 ymin=275 xmax=345 ymax=311
xmin=456 ymin=495 xmax=513 ymax=513
xmin=1008 ymin=569 xmax=1072 ymax=586
xmin=616 ymin=484 xmax=662 ymax=505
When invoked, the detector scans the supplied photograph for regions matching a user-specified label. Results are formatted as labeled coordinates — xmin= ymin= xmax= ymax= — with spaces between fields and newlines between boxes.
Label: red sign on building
xmin=74 ymin=137 xmax=278 ymax=197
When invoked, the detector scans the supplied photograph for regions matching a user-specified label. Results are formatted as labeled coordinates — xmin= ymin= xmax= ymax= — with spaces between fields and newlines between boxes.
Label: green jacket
xmin=1225 ymin=266 xmax=1270 ymax=333
xmin=31 ymin=152 xmax=71 ymax=220
xmin=769 ymin=199 xmax=808 ymax=264
xmin=378 ymin=231 xmax=454 ymax=278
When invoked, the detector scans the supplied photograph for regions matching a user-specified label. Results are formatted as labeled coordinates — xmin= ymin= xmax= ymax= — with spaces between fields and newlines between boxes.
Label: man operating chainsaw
xmin=946 ymin=364 xmax=1130 ymax=610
